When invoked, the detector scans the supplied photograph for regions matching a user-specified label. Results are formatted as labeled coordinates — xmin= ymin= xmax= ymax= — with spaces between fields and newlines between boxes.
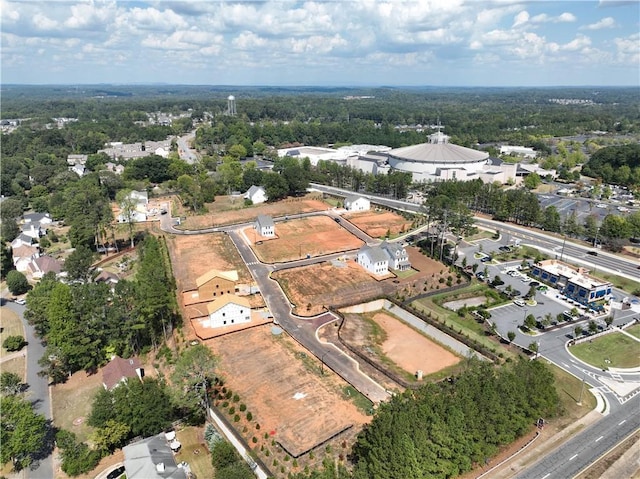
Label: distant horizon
xmin=2 ymin=83 xmax=638 ymax=89
xmin=2 ymin=1 xmax=638 ymax=87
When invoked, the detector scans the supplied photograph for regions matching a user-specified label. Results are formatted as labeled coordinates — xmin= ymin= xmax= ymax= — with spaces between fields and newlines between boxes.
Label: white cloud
xmin=582 ymin=17 xmax=617 ymax=30
xmin=531 ymin=12 xmax=577 ymax=23
xmin=561 ymin=34 xmax=591 ymax=51
xmin=614 ymin=32 xmax=640 ymax=64
xmin=512 ymin=11 xmax=529 ymax=27
xmin=32 ymin=13 xmax=58 ymax=31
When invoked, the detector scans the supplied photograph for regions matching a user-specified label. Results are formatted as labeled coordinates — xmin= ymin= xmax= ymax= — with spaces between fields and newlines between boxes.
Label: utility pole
xmin=577 ymin=371 xmax=587 ymax=406
xmin=439 ymin=210 xmax=449 ymax=262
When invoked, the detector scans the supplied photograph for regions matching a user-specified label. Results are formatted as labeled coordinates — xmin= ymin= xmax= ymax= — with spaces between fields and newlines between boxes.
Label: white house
xmin=20 ymin=223 xmax=43 ymax=240
xmin=357 ymin=245 xmax=389 ymax=276
xmin=117 ymin=190 xmax=149 ymax=223
xmin=380 ymin=241 xmax=411 ymax=271
xmin=344 ymin=195 xmax=370 ymax=212
xmin=22 ymin=212 xmax=53 ymax=227
xmin=11 ymin=233 xmax=36 ymax=249
xmin=204 ymin=296 xmax=252 ymax=329
xmin=66 ymin=154 xmax=88 ymax=166
xmin=27 ymin=255 xmax=62 ymax=280
xmin=12 ymin=245 xmax=40 ymax=273
xmin=243 ymin=185 xmax=268 ymax=205
xmin=254 ymin=215 xmax=275 ymax=237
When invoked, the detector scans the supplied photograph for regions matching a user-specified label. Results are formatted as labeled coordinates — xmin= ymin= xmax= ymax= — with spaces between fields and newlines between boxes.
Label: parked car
xmin=480 ymin=256 xmax=492 ymax=262
xmin=107 ymin=466 xmax=125 ymax=479
xmin=15 ymin=298 xmax=26 ymax=305
xmin=529 ymin=281 xmax=540 ymax=287
xmin=513 ymin=299 xmax=526 ymax=307
xmin=334 ymin=217 xmax=341 ymax=223
xmin=498 ymin=246 xmax=511 ymax=252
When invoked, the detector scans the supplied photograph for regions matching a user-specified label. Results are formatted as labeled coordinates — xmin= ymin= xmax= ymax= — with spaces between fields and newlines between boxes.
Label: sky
xmin=1 ymin=0 xmax=639 ymax=87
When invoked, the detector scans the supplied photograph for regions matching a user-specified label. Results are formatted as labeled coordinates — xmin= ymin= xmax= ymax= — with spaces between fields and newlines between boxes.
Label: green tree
xmin=0 ymin=243 xmax=14 ymax=278
xmin=574 ymin=326 xmax=583 ymax=337
xmin=3 ymin=336 xmax=26 ymax=352
xmin=172 ymin=344 xmax=217 ymax=422
xmin=0 ymin=372 xmax=23 ymax=396
xmin=91 ymin=419 xmax=131 ymax=454
xmin=507 ymin=331 xmax=516 ymax=343
xmin=6 ymin=270 xmax=29 ymax=295
xmin=211 ymin=440 xmax=239 ymax=470
xmin=0 ymin=395 xmax=49 ymax=470
xmin=115 ymin=190 xmax=138 ymax=248
xmin=64 ymin=245 xmax=95 ymax=282
xmin=523 ymin=173 xmax=541 ymax=190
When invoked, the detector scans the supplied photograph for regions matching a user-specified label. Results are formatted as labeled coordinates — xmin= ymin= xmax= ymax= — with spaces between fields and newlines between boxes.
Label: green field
xmin=626 ymin=324 xmax=640 ymax=340
xmin=0 ymin=306 xmax=25 ymax=359
xmin=569 ymin=332 xmax=640 ymax=370
xmin=596 ymin=271 xmax=640 ymax=295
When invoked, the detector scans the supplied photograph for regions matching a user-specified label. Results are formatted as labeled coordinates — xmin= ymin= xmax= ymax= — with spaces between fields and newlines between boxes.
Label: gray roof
xmin=245 ymin=185 xmax=265 ymax=197
xmin=123 ymin=434 xmax=186 ymax=479
xmin=388 ymin=142 xmax=489 ymax=164
xmin=13 ymin=233 xmax=34 ymax=244
xmin=380 ymin=240 xmax=405 ymax=257
xmin=359 ymin=245 xmax=388 ymax=263
xmin=345 ymin=194 xmax=366 ymax=204
xmin=23 ymin=212 xmax=51 ymax=223
xmin=256 ymin=214 xmax=274 ymax=228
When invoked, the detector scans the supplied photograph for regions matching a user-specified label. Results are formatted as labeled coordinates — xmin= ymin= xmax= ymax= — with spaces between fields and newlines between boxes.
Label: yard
xmin=272 ymin=261 xmax=384 ymax=316
xmin=173 ymin=426 xmax=215 ymax=479
xmin=569 ymin=332 xmax=640 ymax=369
xmin=176 ymin=193 xmax=329 ymax=230
xmin=0 ymin=306 xmax=25 ymax=360
xmin=249 ymin=215 xmax=364 ymax=262
xmin=51 ymin=370 xmax=104 ymax=443
xmin=345 ymin=209 xmax=413 ymax=239
xmin=626 ymin=324 xmax=640 ymax=340
xmin=206 ymin=325 xmax=370 ymax=475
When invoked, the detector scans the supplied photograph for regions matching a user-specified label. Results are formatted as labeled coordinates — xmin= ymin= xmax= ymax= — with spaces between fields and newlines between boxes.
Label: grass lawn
xmin=596 ymin=271 xmax=640 ymax=295
xmin=569 ymin=332 xmax=640 ymax=370
xmin=465 ymin=230 xmax=495 ymax=242
xmin=410 ymin=284 xmax=514 ymax=358
xmin=174 ymin=426 xmax=215 ymax=479
xmin=549 ymin=362 xmax=596 ymax=422
xmin=626 ymin=324 xmax=640 ymax=340
xmin=393 ymin=268 xmax=418 ymax=279
xmin=1 ymin=356 xmax=26 ymax=381
xmin=341 ymin=385 xmax=374 ymax=416
xmin=51 ymin=371 xmax=104 ymax=443
xmin=0 ymin=306 xmax=25 ymax=359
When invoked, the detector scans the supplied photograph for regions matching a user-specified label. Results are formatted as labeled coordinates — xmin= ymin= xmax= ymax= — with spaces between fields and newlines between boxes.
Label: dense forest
xmin=581 ymin=144 xmax=640 ymax=187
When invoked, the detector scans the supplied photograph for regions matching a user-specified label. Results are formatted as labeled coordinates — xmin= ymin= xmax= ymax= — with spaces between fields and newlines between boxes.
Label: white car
xmin=596 ymin=203 xmax=607 ymax=209
xmin=513 ymin=299 xmax=526 ymax=307
xmin=15 ymin=298 xmax=26 ymax=305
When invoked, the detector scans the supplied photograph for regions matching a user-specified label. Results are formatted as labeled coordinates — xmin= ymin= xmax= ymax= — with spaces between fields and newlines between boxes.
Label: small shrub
xmin=222 ymin=401 xmax=229 ymax=408
xmin=232 ymin=393 xmax=240 ymax=403
xmin=233 ymin=414 xmax=240 ymax=422
xmin=228 ymin=406 xmax=235 ymax=415
xmin=252 ymin=436 xmax=258 ymax=444
xmin=284 ymin=455 xmax=290 ymax=462
xmin=256 ymin=423 xmax=261 ymax=430
xmin=2 ymin=336 xmax=26 ymax=352
xmin=246 ymin=411 xmax=253 ymax=421
xmin=239 ymin=403 xmax=247 ymax=412
xmin=265 ymin=449 xmax=270 ymax=457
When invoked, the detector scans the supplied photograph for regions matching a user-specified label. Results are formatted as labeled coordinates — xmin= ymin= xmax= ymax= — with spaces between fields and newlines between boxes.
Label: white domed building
xmin=350 ymin=128 xmax=517 ymax=184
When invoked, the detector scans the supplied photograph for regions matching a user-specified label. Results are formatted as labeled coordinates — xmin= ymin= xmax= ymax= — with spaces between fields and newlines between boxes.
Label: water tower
xmin=227 ymin=95 xmax=237 ymax=116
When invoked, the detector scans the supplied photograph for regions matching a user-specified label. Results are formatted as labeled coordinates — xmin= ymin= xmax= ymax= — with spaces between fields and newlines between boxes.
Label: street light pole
xmin=559 ymin=233 xmax=567 ymax=262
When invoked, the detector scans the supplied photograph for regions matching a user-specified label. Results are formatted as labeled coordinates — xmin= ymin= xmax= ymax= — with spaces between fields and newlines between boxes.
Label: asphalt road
xmin=177 ymin=132 xmax=198 ymax=164
xmin=514 ymin=394 xmax=640 ymax=479
xmin=3 ymin=301 xmax=53 ymax=479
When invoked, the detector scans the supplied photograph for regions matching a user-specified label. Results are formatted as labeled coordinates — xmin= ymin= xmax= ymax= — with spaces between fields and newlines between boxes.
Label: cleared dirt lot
xmin=345 ymin=209 xmax=413 ymax=239
xmin=272 ymin=261 xmax=385 ymax=316
xmin=207 ymin=326 xmax=369 ymax=459
xmin=249 ymin=215 xmax=364 ymax=263
xmin=178 ymin=194 xmax=329 ymax=230
xmin=166 ymin=233 xmax=251 ymax=292
xmin=340 ymin=310 xmax=461 ymax=380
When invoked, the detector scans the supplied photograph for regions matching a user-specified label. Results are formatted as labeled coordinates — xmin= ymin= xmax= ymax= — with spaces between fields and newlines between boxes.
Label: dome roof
xmin=388 ymin=142 xmax=489 ymax=164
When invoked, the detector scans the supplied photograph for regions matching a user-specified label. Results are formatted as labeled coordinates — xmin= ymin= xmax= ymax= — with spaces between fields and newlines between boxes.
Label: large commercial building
xmin=530 ymin=260 xmax=612 ymax=311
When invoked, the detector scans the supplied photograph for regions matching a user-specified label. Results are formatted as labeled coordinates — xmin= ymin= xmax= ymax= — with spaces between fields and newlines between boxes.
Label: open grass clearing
xmin=174 ymin=426 xmax=215 ymax=479
xmin=549 ymin=361 xmax=597 ymax=423
xmin=465 ymin=230 xmax=495 ymax=242
xmin=410 ymin=283 xmax=513 ymax=358
xmin=51 ymin=370 xmax=104 ymax=443
xmin=1 ymin=356 xmax=25 ymax=381
xmin=0 ymin=307 xmax=25 ymax=359
xmin=596 ymin=271 xmax=640 ymax=295
xmin=626 ymin=324 xmax=640 ymax=340
xmin=569 ymin=332 xmax=640 ymax=369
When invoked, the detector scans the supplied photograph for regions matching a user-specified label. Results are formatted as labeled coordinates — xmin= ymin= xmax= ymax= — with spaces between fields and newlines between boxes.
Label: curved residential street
xmin=2 ymin=300 xmax=53 ymax=479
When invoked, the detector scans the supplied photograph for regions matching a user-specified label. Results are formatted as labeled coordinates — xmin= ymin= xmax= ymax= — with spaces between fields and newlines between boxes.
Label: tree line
xmin=292 ymin=358 xmax=559 ymax=479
